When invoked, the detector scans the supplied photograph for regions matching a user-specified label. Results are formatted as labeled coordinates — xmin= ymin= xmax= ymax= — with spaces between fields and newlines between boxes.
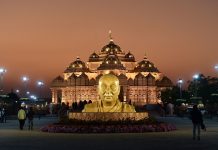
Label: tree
xmin=187 ymin=74 xmax=218 ymax=104
xmin=5 ymin=90 xmax=20 ymax=115
xmin=161 ymin=86 xmax=180 ymax=104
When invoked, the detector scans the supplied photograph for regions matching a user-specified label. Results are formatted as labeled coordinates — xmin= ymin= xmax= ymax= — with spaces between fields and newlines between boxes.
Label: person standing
xmin=17 ymin=106 xmax=26 ymax=130
xmin=27 ymin=107 xmax=35 ymax=130
xmin=190 ymin=105 xmax=203 ymax=140
xmin=1 ymin=107 xmax=6 ymax=123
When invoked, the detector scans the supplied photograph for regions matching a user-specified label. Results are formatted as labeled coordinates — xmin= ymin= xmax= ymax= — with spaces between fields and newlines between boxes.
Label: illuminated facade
xmin=51 ymin=34 xmax=173 ymax=106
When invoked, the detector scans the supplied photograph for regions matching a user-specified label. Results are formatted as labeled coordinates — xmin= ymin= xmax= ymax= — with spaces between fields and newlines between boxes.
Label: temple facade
xmin=51 ymin=35 xmax=173 ymax=106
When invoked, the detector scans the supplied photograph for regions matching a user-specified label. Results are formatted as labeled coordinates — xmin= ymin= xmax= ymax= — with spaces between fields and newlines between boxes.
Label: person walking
xmin=27 ymin=107 xmax=35 ymax=130
xmin=17 ymin=106 xmax=26 ymax=130
xmin=190 ymin=105 xmax=203 ymax=140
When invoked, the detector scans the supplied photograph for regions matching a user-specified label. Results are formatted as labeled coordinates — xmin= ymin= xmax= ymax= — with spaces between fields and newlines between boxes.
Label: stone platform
xmin=68 ymin=112 xmax=149 ymax=121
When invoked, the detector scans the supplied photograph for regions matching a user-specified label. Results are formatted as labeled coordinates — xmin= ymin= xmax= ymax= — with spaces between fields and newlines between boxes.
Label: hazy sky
xmin=0 ymin=0 xmax=218 ymax=97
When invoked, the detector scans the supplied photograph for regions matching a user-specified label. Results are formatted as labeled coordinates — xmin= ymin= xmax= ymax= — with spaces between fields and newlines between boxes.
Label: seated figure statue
xmin=82 ymin=74 xmax=136 ymax=112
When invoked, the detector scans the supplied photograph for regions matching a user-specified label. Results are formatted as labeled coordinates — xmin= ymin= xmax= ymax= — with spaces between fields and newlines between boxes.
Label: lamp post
xmin=0 ymin=67 xmax=7 ymax=93
xmin=178 ymin=79 xmax=183 ymax=99
xmin=22 ymin=76 xmax=29 ymax=97
xmin=37 ymin=81 xmax=44 ymax=99
xmin=193 ymin=74 xmax=199 ymax=97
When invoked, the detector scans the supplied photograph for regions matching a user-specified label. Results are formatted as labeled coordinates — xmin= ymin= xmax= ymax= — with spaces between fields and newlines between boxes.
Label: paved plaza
xmin=0 ymin=115 xmax=218 ymax=150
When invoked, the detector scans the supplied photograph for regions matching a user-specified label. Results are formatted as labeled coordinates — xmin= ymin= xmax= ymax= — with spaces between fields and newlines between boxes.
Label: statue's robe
xmin=82 ymin=101 xmax=136 ymax=112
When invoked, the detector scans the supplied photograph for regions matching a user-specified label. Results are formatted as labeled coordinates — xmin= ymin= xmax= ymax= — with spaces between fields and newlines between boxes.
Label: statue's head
xmin=98 ymin=74 xmax=120 ymax=104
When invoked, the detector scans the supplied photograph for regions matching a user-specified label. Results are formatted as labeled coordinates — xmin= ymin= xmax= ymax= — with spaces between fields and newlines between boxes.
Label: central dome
xmin=101 ymin=41 xmax=122 ymax=54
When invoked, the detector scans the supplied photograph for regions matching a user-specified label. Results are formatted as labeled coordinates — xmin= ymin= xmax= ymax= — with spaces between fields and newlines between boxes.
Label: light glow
xmin=22 ymin=76 xmax=29 ymax=82
xmin=193 ymin=74 xmax=199 ymax=79
xmin=0 ymin=68 xmax=6 ymax=74
xmin=178 ymin=79 xmax=183 ymax=84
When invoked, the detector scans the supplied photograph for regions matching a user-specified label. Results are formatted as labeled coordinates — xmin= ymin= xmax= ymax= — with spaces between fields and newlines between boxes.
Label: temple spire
xmin=143 ymin=51 xmax=148 ymax=60
xmin=109 ymin=30 xmax=113 ymax=42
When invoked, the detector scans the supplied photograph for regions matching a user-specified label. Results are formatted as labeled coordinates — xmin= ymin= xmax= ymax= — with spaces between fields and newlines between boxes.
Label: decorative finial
xmin=109 ymin=30 xmax=113 ymax=42
xmin=76 ymin=56 xmax=80 ymax=60
xmin=144 ymin=51 xmax=148 ymax=60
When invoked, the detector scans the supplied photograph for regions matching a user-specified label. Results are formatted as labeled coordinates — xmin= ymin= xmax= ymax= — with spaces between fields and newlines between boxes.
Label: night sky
xmin=0 ymin=0 xmax=218 ymax=97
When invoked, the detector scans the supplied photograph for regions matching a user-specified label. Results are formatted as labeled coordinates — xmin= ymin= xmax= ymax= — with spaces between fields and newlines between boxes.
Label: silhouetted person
xmin=2 ymin=107 xmax=6 ymax=123
xmin=190 ymin=105 xmax=203 ymax=140
xmin=58 ymin=102 xmax=68 ymax=121
xmin=17 ymin=106 xmax=26 ymax=130
xmin=27 ymin=107 xmax=35 ymax=130
xmin=0 ymin=108 xmax=5 ymax=123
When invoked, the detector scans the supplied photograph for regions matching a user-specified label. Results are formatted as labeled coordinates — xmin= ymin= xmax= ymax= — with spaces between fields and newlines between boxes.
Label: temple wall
xmin=61 ymin=86 xmax=98 ymax=106
xmin=52 ymin=85 xmax=160 ymax=107
xmin=127 ymin=86 xmax=159 ymax=106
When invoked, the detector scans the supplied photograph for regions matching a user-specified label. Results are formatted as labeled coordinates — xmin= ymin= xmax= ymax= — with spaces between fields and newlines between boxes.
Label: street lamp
xmin=15 ymin=89 xmax=20 ymax=96
xmin=37 ymin=81 xmax=44 ymax=99
xmin=30 ymin=95 xmax=37 ymax=100
xmin=177 ymin=79 xmax=183 ymax=99
xmin=193 ymin=74 xmax=199 ymax=97
xmin=0 ymin=67 xmax=7 ymax=93
xmin=22 ymin=76 xmax=29 ymax=97
xmin=215 ymin=65 xmax=218 ymax=71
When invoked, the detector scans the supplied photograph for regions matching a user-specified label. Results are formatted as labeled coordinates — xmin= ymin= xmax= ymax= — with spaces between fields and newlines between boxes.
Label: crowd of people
xmin=1 ymin=101 xmax=208 ymax=141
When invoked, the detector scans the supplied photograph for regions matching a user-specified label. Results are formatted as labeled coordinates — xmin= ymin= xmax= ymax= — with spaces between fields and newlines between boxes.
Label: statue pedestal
xmin=68 ymin=112 xmax=149 ymax=121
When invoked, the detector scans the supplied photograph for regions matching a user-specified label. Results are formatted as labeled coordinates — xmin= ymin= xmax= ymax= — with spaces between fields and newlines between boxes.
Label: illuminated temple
xmin=51 ymin=34 xmax=173 ymax=106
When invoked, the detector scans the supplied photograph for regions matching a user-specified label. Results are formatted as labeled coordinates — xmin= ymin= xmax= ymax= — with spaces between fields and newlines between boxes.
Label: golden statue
xmin=82 ymin=74 xmax=136 ymax=112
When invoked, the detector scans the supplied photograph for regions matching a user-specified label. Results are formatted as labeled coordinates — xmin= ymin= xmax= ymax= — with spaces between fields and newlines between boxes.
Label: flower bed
xmin=40 ymin=118 xmax=176 ymax=133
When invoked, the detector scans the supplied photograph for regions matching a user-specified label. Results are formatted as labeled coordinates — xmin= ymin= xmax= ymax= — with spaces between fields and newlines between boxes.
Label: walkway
xmin=0 ymin=115 xmax=218 ymax=150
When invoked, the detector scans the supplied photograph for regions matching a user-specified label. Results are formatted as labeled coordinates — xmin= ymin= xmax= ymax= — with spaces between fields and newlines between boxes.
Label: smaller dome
xmin=104 ymin=54 xmax=121 ymax=65
xmin=124 ymin=51 xmax=135 ymax=62
xmin=64 ymin=57 xmax=89 ymax=73
xmin=134 ymin=55 xmax=159 ymax=72
xmin=88 ymin=52 xmax=100 ymax=62
xmin=97 ymin=54 xmax=125 ymax=70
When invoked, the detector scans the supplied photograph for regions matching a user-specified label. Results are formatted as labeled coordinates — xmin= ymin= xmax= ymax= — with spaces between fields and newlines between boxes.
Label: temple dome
xmin=97 ymin=54 xmax=125 ymax=70
xmin=124 ymin=51 xmax=135 ymax=62
xmin=64 ymin=57 xmax=89 ymax=73
xmin=134 ymin=55 xmax=159 ymax=72
xmin=101 ymin=41 xmax=122 ymax=54
xmin=89 ymin=52 xmax=100 ymax=62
